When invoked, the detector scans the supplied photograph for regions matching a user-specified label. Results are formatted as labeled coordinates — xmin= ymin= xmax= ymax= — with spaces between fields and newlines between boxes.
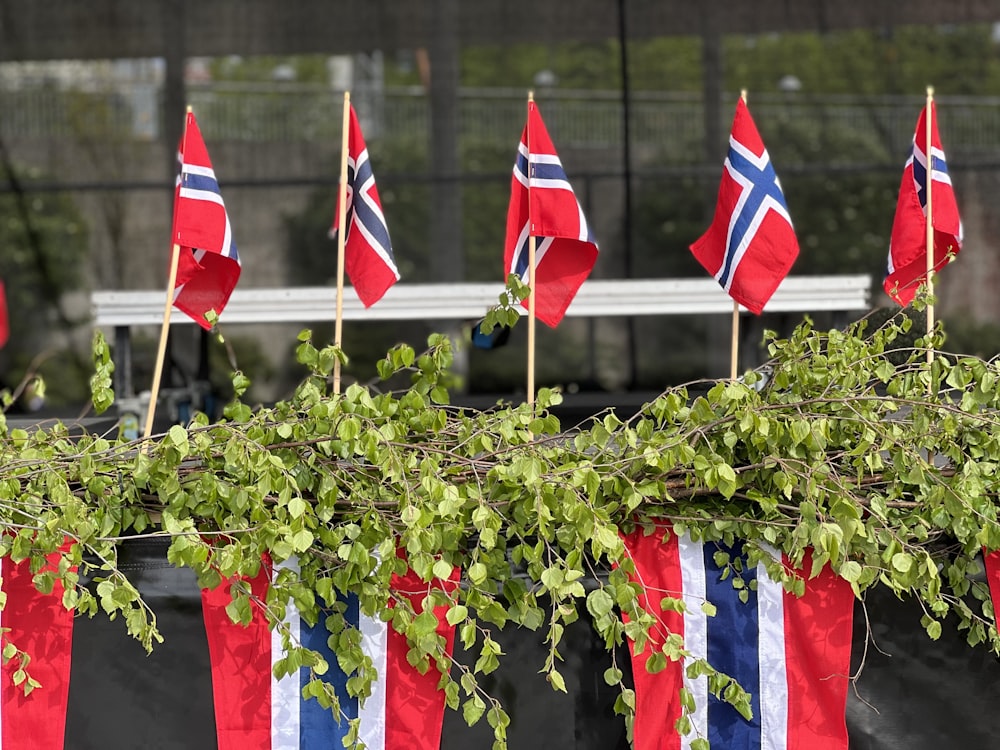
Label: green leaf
xmin=463 ymin=696 xmax=486 ymax=727
xmin=168 ymin=424 xmax=188 ymax=446
xmin=291 ymin=529 xmax=315 ymax=552
xmin=891 ymin=553 xmax=914 ymax=573
xmin=446 ymin=604 xmax=468 ymax=626
xmin=468 ymin=563 xmax=488 ymax=586
xmin=586 ymin=589 xmax=615 ymax=618
xmin=432 ymin=559 xmax=454 ymax=581
xmin=547 ymin=669 xmax=567 ymax=693
xmin=603 ymin=667 xmax=623 ymax=686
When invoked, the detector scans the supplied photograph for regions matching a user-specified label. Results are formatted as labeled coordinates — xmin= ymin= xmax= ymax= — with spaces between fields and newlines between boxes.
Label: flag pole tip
xmin=528 ymin=89 xmax=535 ymax=102
xmin=344 ymin=90 xmax=351 ymax=102
xmin=185 ymin=104 xmax=193 ymax=114
xmin=927 ymin=85 xmax=935 ymax=97
xmin=740 ymin=88 xmax=748 ymax=103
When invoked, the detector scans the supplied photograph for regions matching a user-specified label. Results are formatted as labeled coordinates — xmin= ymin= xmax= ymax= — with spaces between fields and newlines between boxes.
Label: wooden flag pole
xmin=730 ymin=300 xmax=740 ymax=380
xmin=333 ymin=91 xmax=351 ymax=395
xmin=526 ymin=91 xmax=537 ymax=409
xmin=729 ymin=89 xmax=749 ymax=381
xmin=924 ymin=86 xmax=935 ymax=374
xmin=142 ymin=106 xmax=191 ymax=445
xmin=142 ymin=244 xmax=181 ymax=444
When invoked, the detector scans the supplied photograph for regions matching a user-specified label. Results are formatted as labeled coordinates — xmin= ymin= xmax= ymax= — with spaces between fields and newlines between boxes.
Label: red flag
xmin=620 ymin=526 xmax=854 ymax=750
xmin=201 ymin=555 xmax=457 ymax=750
xmin=690 ymin=98 xmax=800 ymax=315
xmin=503 ymin=101 xmax=599 ymax=328
xmin=0 ymin=279 xmax=9 ymax=350
xmin=983 ymin=549 xmax=1000 ymax=625
xmin=171 ymin=110 xmax=242 ymax=330
xmin=329 ymin=105 xmax=399 ymax=307
xmin=884 ymin=101 xmax=963 ymax=306
xmin=0 ymin=550 xmax=75 ymax=749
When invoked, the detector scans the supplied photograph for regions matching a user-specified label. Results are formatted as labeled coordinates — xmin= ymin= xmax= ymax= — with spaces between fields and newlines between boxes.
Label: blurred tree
xmin=0 ymin=158 xmax=90 ymax=407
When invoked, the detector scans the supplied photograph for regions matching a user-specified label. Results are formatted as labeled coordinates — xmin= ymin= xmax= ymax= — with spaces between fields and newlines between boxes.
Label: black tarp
xmin=60 ymin=538 xmax=1000 ymax=749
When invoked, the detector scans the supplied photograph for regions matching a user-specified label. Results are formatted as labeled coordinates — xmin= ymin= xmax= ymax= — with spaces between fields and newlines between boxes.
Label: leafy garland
xmin=2 ymin=303 xmax=1000 ymax=749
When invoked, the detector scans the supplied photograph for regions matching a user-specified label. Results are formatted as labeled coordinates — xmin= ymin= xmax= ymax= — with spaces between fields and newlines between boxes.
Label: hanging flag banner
xmin=0 ymin=549 xmax=76 ymax=750
xmin=201 ymin=555 xmax=456 ymax=750
xmin=620 ymin=526 xmax=854 ymax=750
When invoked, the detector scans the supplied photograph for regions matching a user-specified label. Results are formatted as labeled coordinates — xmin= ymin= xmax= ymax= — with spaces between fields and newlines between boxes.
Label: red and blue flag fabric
xmin=0 ymin=550 xmax=75 ymax=749
xmin=330 ymin=105 xmax=399 ymax=307
xmin=884 ymin=101 xmax=963 ymax=306
xmin=201 ymin=556 xmax=456 ymax=750
xmin=503 ymin=101 xmax=599 ymax=328
xmin=690 ymin=99 xmax=800 ymax=315
xmin=621 ymin=526 xmax=854 ymax=750
xmin=172 ymin=110 xmax=242 ymax=330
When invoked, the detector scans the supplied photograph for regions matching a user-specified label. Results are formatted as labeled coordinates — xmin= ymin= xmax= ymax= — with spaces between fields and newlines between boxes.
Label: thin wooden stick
xmin=925 ymin=86 xmax=935 ymax=374
xmin=729 ymin=89 xmax=749 ymax=381
xmin=333 ymin=91 xmax=351 ymax=395
xmin=528 ymin=235 xmax=537 ymax=408
xmin=730 ymin=299 xmax=740 ymax=380
xmin=142 ymin=243 xmax=181 ymax=444
xmin=526 ymin=91 xmax=536 ymax=409
xmin=142 ymin=106 xmax=191 ymax=445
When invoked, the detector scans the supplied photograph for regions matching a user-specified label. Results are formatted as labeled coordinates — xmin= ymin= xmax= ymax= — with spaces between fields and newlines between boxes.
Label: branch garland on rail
xmin=2 ymin=304 xmax=1000 ymax=747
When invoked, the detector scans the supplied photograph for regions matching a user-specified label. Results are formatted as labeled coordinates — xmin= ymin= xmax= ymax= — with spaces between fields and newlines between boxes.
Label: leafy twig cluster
xmin=2 ymin=308 xmax=1000 ymax=748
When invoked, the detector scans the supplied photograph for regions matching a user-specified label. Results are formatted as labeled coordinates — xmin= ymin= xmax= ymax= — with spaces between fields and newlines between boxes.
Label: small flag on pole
xmin=172 ymin=110 xmax=242 ymax=330
xmin=503 ymin=101 xmax=599 ymax=328
xmin=690 ymin=98 xmax=800 ymax=315
xmin=330 ymin=105 xmax=399 ymax=307
xmin=884 ymin=101 xmax=962 ymax=307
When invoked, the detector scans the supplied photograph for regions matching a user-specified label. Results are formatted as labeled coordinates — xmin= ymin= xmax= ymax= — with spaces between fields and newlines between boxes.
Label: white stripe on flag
xmin=0 ymin=558 xmax=5 ymax=747
xmin=575 ymin=201 xmax=589 ymax=242
xmin=358 ymin=610 xmax=388 ymax=750
xmin=679 ymin=535 xmax=708 ymax=749
xmin=757 ymin=553 xmax=788 ymax=750
xmin=178 ymin=187 xmax=226 ymax=207
xmin=183 ymin=163 xmax=217 ymax=179
xmin=272 ymin=557 xmax=301 ymax=750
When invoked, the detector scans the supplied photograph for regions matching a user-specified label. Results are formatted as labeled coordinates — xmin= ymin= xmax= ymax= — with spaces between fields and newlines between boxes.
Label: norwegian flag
xmin=201 ymin=555 xmax=457 ymax=750
xmin=0 ymin=279 xmax=8 ymax=350
xmin=690 ymin=98 xmax=800 ymax=315
xmin=330 ymin=105 xmax=399 ymax=307
xmin=620 ymin=526 xmax=854 ymax=750
xmin=172 ymin=110 xmax=242 ymax=330
xmin=504 ymin=101 xmax=599 ymax=328
xmin=0 ymin=549 xmax=76 ymax=750
xmin=884 ymin=101 xmax=963 ymax=306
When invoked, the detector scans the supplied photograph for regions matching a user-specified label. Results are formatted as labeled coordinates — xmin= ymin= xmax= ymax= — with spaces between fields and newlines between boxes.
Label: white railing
xmin=91 ymin=275 xmax=872 ymax=328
